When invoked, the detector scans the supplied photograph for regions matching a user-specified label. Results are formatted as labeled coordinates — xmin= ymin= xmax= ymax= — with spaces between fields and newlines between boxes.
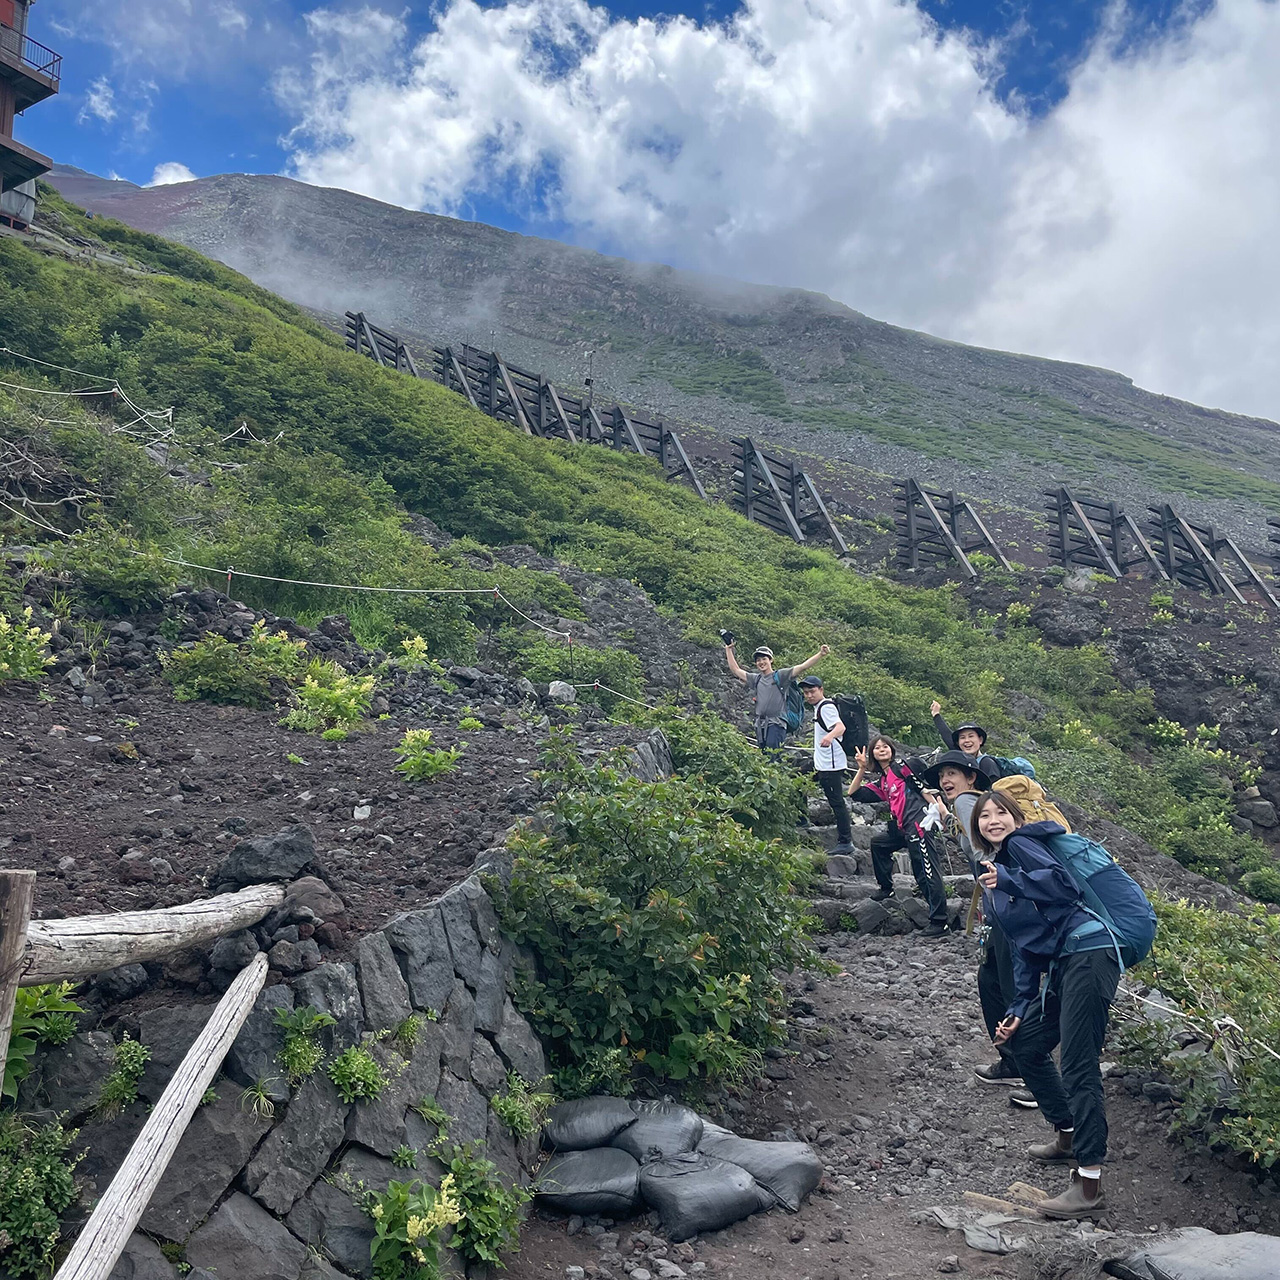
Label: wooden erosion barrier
xmin=0 ymin=871 xmax=281 ymax=1280
xmin=1146 ymin=504 xmax=1280 ymax=610
xmin=1045 ymin=486 xmax=1167 ymax=580
xmin=344 ymin=312 xmax=707 ymax=497
xmin=732 ymin=437 xmax=847 ymax=552
xmin=1268 ymin=517 xmax=1280 ymax=578
xmin=894 ymin=478 xmax=1011 ymax=578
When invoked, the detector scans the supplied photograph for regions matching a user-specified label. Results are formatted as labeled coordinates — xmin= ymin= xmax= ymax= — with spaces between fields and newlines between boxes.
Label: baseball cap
xmin=798 ymin=675 xmax=824 ymax=688
xmin=752 ymin=646 xmax=774 ymax=660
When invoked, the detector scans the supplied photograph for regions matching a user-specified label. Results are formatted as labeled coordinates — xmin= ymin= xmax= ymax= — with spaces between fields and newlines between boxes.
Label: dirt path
xmin=507 ymin=919 xmax=1280 ymax=1280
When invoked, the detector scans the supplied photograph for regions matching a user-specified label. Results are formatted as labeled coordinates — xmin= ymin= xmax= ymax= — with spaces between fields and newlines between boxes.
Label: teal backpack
xmin=775 ymin=672 xmax=805 ymax=734
xmin=992 ymin=755 xmax=1037 ymax=780
xmin=1044 ymin=832 xmax=1157 ymax=969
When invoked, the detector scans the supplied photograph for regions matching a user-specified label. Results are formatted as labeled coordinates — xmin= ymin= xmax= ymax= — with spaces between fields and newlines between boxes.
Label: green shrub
xmin=436 ymin=1141 xmax=531 ymax=1269
xmin=489 ymin=1072 xmax=554 ymax=1140
xmin=56 ymin=521 xmax=174 ymax=613
xmin=274 ymin=1005 xmax=335 ymax=1085
xmin=505 ymin=634 xmax=644 ymax=711
xmin=279 ymin=659 xmax=374 ymax=733
xmin=1240 ymin=867 xmax=1280 ymax=904
xmin=0 ymin=608 xmax=54 ymax=683
xmin=492 ymin=751 xmax=819 ymax=1085
xmin=392 ymin=1144 xmax=418 ymax=1170
xmin=161 ymin=633 xmax=273 ymax=706
xmin=362 ymin=1175 xmax=461 ymax=1280
xmin=2 ymin=982 xmax=82 ymax=1102
xmin=328 ymin=1045 xmax=387 ymax=1103
xmin=393 ymin=728 xmax=463 ymax=781
xmin=96 ymin=1033 xmax=151 ymax=1117
xmin=245 ymin=619 xmax=307 ymax=679
xmin=0 ymin=1116 xmax=82 ymax=1279
xmin=411 ymin=1095 xmax=450 ymax=1134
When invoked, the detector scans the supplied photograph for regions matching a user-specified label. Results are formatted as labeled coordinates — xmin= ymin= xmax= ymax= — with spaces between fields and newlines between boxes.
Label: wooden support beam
xmin=397 ymin=342 xmax=420 ymax=379
xmin=957 ymin=499 xmax=1013 ymax=571
xmin=20 ymin=883 xmax=284 ymax=986
xmin=493 ymin=354 xmax=532 ymax=433
xmin=613 ymin=405 xmax=647 ymax=456
xmin=586 ymin=405 xmax=606 ymax=445
xmin=797 ymin=471 xmax=848 ymax=554
xmin=664 ymin=429 xmax=707 ymax=499
xmin=0 ymin=870 xmax=36 ymax=1079
xmin=1060 ymin=488 xmax=1121 ymax=577
xmin=747 ymin=440 xmax=805 ymax=542
xmin=54 ymin=954 xmax=269 ymax=1280
xmin=1163 ymin=506 xmax=1246 ymax=603
xmin=906 ymin=480 xmax=975 ymax=577
xmin=357 ymin=314 xmax=386 ymax=366
xmin=444 ymin=347 xmax=479 ymax=409
xmin=1117 ymin=512 xmax=1168 ymax=579
xmin=544 ymin=381 xmax=577 ymax=443
xmin=1218 ymin=533 xmax=1280 ymax=610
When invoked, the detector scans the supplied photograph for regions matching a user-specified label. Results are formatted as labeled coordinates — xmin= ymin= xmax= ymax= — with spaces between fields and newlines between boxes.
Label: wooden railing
xmin=0 ymin=871 xmax=277 ymax=1280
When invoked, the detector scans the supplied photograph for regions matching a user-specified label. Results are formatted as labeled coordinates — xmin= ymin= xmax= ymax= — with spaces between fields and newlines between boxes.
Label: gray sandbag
xmin=639 ymin=1152 xmax=776 ymax=1242
xmin=696 ymin=1120 xmax=822 ymax=1212
xmin=611 ymin=1100 xmax=703 ymax=1162
xmin=537 ymin=1147 xmax=642 ymax=1216
xmin=543 ymin=1096 xmax=638 ymax=1151
xmin=1104 ymin=1228 xmax=1280 ymax=1280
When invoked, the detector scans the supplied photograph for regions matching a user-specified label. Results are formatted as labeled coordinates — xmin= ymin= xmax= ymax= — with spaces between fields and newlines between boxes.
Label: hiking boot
xmin=870 ymin=887 xmax=893 ymax=901
xmin=1009 ymin=1089 xmax=1040 ymax=1110
xmin=1040 ymin=1171 xmax=1106 ymax=1220
xmin=831 ymin=842 xmax=855 ymax=855
xmin=921 ymin=922 xmax=947 ymax=938
xmin=974 ymin=1060 xmax=1022 ymax=1086
xmin=1028 ymin=1129 xmax=1075 ymax=1162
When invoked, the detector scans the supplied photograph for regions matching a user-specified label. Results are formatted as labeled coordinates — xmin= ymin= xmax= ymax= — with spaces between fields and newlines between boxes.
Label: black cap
xmin=921 ymin=749 xmax=989 ymax=790
xmin=798 ymin=675 xmax=824 ymax=688
xmin=954 ymin=722 xmax=988 ymax=747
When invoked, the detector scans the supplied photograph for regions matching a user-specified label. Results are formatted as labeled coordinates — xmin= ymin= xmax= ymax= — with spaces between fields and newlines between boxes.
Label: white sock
xmin=1078 ymin=1167 xmax=1101 ymax=1180
xmin=1058 ymin=1126 xmax=1074 ymax=1134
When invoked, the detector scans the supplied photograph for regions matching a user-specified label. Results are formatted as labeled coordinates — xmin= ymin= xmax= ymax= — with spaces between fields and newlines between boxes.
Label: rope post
xmin=0 ymin=870 xmax=37 ymax=1076
xmin=225 ymin=565 xmax=234 ymax=595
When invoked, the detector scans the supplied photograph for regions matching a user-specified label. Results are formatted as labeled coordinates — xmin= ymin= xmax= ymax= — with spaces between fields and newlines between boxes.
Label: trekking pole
xmin=965 ymin=884 xmax=981 ymax=935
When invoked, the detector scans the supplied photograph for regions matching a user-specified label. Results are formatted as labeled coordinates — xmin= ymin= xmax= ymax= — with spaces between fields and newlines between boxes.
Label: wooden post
xmin=0 ymin=870 xmax=36 ymax=1077
xmin=54 ymin=953 xmax=269 ymax=1280
xmin=20 ymin=883 xmax=284 ymax=986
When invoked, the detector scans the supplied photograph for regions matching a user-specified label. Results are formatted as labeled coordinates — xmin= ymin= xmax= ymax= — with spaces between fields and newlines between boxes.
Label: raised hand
xmin=930 ymin=700 xmax=942 ymax=717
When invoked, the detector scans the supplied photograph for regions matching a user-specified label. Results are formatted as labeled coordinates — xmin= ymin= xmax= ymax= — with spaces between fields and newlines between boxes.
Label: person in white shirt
xmin=799 ymin=676 xmax=854 ymax=854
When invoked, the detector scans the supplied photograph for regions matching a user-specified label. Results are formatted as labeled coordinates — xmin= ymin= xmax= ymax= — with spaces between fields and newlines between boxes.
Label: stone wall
xmin=20 ymin=731 xmax=673 ymax=1280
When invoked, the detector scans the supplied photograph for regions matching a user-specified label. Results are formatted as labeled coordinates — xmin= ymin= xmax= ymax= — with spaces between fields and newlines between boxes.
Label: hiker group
xmin=724 ymin=636 xmax=1157 ymax=1222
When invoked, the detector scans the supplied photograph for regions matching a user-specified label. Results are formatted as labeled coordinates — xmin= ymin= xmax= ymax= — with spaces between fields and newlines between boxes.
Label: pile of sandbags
xmin=537 ymin=1097 xmax=822 ymax=1242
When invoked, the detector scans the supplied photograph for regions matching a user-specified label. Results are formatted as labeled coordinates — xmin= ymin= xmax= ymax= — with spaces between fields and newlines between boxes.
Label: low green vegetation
xmin=497 ymin=633 xmax=644 ymax=711
xmin=363 ymin=1174 xmax=462 ymax=1280
xmin=488 ymin=1072 xmax=555 ymax=1140
xmin=278 ymin=660 xmax=375 ymax=737
xmin=492 ymin=735 xmax=819 ymax=1093
xmin=327 ymin=1045 xmax=388 ymax=1103
xmin=1 ymin=983 xmax=82 ymax=1102
xmin=435 ymin=1141 xmax=531 ymax=1269
xmin=0 ymin=1116 xmax=82 ymax=1279
xmin=95 ymin=1034 xmax=150 ymax=1118
xmin=0 ymin=608 xmax=54 ymax=683
xmin=274 ymin=1006 xmax=335 ymax=1086
xmin=393 ymin=728 xmax=463 ymax=781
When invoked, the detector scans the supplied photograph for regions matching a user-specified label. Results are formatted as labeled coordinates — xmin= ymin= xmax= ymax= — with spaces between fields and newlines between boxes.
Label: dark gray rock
xmin=300 ymin=1257 xmax=349 ymax=1280
xmin=441 ymin=980 xmax=476 ymax=1078
xmin=355 ymin=930 xmax=413 ymax=1033
xmin=437 ymin=1071 xmax=489 ymax=1145
xmin=272 ymin=875 xmax=347 ymax=928
xmin=438 ymin=883 xmax=483 ymax=986
xmin=1030 ymin=594 xmax=1105 ymax=647
xmin=75 ymin=1101 xmax=150 ymax=1198
xmin=268 ymin=939 xmax=307 ymax=976
xmin=106 ymin=1231 xmax=176 ymax=1280
xmin=245 ymin=1069 xmax=351 ymax=1215
xmin=337 ymin=1143 xmax=409 ymax=1196
xmin=472 ymin=946 xmax=509 ymax=1035
xmin=225 ymin=983 xmax=292 ymax=1103
xmin=808 ymin=899 xmax=848 ymax=931
xmin=138 ymin=1004 xmax=216 ymax=1104
xmin=286 ymin=1180 xmax=374 ymax=1278
xmin=185 ymin=1192 xmax=307 ymax=1280
xmin=494 ymin=999 xmax=546 ymax=1085
xmin=384 ymin=908 xmax=455 ymax=1015
xmin=141 ymin=1093 xmax=272 ymax=1239
xmin=213 ymin=824 xmax=316 ymax=887
xmin=850 ymin=898 xmax=891 ymax=934
xmin=36 ymin=1031 xmax=115 ymax=1116
xmin=1239 ymin=798 xmax=1278 ymax=828
xmin=825 ymin=855 xmax=860 ymax=880
xmin=345 ymin=1024 xmax=444 ymax=1158
xmin=92 ymin=963 xmax=150 ymax=1003
xmin=291 ymin=961 xmax=363 ymax=1051
xmin=898 ymin=896 xmax=930 ymax=929
xmin=470 ymin=1035 xmax=508 ymax=1099
xmin=467 ymin=879 xmax=502 ymax=951
xmin=209 ymin=929 xmax=260 ymax=972
xmin=486 ymin=1105 xmax=522 ymax=1189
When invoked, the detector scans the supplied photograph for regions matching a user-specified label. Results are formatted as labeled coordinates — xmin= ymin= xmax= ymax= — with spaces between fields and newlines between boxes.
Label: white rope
xmin=0 ymin=378 xmax=118 ymax=398
xmin=0 ymin=347 xmax=119 ymax=384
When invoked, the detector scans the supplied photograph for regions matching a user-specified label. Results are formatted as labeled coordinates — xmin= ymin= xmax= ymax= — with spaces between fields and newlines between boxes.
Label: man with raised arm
xmin=723 ymin=634 xmax=830 ymax=751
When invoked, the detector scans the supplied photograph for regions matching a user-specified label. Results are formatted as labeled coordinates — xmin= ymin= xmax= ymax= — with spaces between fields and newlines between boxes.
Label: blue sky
xmin=12 ymin=1 xmax=1280 ymax=421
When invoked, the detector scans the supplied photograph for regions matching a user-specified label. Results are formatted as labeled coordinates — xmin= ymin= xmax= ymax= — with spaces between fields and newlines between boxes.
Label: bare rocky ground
xmin=506 ymin=915 xmax=1280 ymax=1280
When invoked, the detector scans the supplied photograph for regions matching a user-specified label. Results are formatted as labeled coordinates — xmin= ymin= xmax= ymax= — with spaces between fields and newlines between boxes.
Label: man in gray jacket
xmin=724 ymin=639 xmax=830 ymax=750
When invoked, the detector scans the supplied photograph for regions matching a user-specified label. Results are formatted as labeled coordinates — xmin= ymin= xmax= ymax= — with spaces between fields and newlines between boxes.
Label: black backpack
xmin=833 ymin=693 xmax=869 ymax=751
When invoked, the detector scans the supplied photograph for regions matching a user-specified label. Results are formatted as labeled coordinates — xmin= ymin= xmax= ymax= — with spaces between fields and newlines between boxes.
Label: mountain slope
xmin=47 ymin=167 xmax=1280 ymax=539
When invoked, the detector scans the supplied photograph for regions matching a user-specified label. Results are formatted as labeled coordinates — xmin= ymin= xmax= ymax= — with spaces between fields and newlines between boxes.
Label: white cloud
xmin=275 ymin=0 xmax=1280 ymax=421
xmin=148 ymin=161 xmax=198 ymax=186
xmin=77 ymin=76 xmax=117 ymax=124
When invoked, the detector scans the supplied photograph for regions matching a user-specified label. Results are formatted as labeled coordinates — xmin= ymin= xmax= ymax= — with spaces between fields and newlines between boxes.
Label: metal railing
xmin=0 ymin=23 xmax=62 ymax=84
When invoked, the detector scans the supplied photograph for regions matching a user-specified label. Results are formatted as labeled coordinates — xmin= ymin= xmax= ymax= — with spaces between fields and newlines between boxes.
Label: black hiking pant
xmin=1009 ymin=948 xmax=1121 ymax=1167
xmin=814 ymin=769 xmax=852 ymax=845
xmin=978 ymin=919 xmax=1018 ymax=1070
xmin=870 ymin=821 xmax=948 ymax=925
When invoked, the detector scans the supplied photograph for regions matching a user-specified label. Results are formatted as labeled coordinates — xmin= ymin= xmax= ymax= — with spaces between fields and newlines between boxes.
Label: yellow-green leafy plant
xmin=328 ymin=1045 xmax=387 ymax=1103
xmin=488 ymin=1072 xmax=554 ymax=1140
xmin=2 ymin=982 xmax=82 ymax=1102
xmin=279 ymin=659 xmax=375 ymax=735
xmin=0 ymin=608 xmax=54 ymax=683
xmin=435 ymin=1141 xmax=532 ymax=1268
xmin=393 ymin=729 xmax=463 ymax=782
xmin=362 ymin=1174 xmax=462 ymax=1279
xmin=246 ymin=619 xmax=307 ymax=679
xmin=96 ymin=1034 xmax=151 ymax=1118
xmin=274 ymin=1006 xmax=335 ymax=1085
xmin=0 ymin=1116 xmax=83 ymax=1279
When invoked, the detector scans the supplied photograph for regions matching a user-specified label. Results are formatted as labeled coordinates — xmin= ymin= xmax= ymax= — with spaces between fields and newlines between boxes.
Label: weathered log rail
xmin=0 ymin=871 xmax=285 ymax=1280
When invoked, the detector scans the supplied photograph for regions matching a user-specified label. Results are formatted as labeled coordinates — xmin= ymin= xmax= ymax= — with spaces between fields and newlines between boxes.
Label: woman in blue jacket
xmin=970 ymin=791 xmax=1121 ymax=1220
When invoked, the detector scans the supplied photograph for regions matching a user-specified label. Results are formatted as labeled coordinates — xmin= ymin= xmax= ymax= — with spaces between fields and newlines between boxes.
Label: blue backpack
xmin=1044 ymin=832 xmax=1157 ymax=969
xmin=775 ymin=672 xmax=805 ymax=734
xmin=992 ymin=755 xmax=1037 ymax=780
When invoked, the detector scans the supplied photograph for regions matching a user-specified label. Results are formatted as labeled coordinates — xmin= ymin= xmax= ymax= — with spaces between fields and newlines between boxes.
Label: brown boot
xmin=1040 ymin=1170 xmax=1106 ymax=1219
xmin=1028 ymin=1128 xmax=1074 ymax=1162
